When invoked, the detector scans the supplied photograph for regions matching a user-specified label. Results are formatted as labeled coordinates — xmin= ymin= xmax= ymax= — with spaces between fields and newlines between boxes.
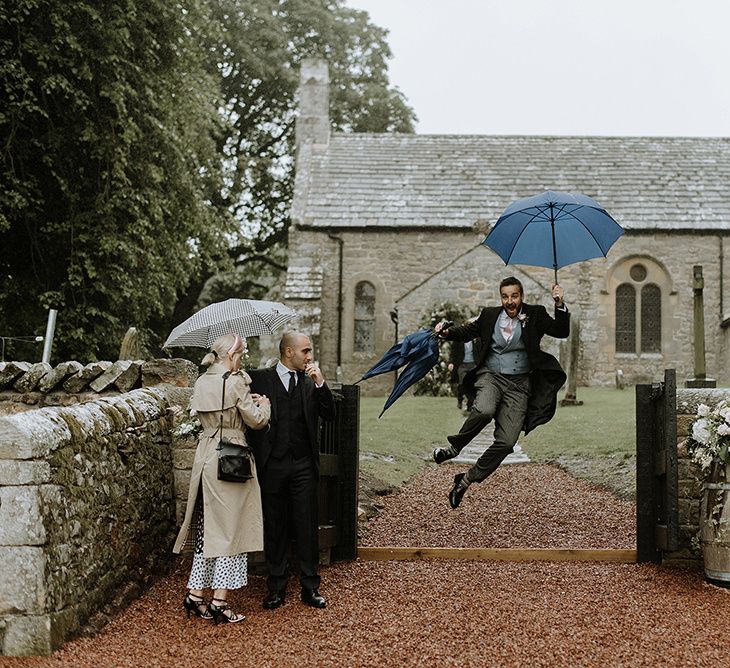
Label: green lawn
xmin=359 ymin=396 xmax=464 ymax=488
xmin=359 ymin=387 xmax=635 ymax=488
xmin=520 ymin=387 xmax=635 ymax=460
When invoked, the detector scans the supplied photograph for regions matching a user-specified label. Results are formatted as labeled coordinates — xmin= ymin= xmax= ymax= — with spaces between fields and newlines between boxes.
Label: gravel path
xmin=360 ymin=463 xmax=636 ymax=549
xmin=4 ymin=463 xmax=730 ymax=667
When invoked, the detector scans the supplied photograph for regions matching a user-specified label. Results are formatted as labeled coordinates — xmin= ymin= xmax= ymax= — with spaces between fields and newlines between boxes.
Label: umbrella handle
xmin=434 ymin=320 xmax=453 ymax=333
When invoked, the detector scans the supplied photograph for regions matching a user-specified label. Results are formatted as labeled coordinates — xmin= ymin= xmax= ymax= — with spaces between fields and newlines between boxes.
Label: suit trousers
xmin=261 ymin=454 xmax=320 ymax=593
xmin=447 ymin=369 xmax=530 ymax=482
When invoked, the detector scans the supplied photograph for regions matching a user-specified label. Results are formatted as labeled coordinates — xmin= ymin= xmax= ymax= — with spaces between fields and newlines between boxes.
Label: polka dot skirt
xmin=186 ymin=492 xmax=248 ymax=591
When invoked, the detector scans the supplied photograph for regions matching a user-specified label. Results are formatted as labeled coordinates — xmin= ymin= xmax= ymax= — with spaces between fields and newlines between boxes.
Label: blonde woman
xmin=173 ymin=333 xmax=270 ymax=623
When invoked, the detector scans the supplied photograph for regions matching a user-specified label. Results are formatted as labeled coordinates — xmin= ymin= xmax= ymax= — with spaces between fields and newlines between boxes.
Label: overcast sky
xmin=345 ymin=0 xmax=730 ymax=137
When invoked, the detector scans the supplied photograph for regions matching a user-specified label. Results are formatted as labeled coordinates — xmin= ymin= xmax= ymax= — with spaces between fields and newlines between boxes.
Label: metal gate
xmin=318 ymin=383 xmax=360 ymax=561
xmin=635 ymin=368 xmax=679 ymax=563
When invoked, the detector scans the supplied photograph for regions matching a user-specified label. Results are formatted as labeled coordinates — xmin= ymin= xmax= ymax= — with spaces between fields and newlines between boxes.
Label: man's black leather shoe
xmin=301 ymin=588 xmax=326 ymax=609
xmin=262 ymin=590 xmax=286 ymax=609
xmin=449 ymin=473 xmax=467 ymax=509
xmin=433 ymin=447 xmax=453 ymax=464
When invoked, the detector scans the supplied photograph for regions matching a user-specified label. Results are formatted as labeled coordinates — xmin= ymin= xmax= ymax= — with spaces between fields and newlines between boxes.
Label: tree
xmin=0 ymin=0 xmax=230 ymax=361
xmin=169 ymin=0 xmax=417 ymax=327
xmin=0 ymin=0 xmax=415 ymax=361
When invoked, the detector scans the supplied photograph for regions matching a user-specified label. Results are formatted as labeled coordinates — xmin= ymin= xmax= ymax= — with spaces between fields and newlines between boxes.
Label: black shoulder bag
xmin=216 ymin=371 xmax=253 ymax=482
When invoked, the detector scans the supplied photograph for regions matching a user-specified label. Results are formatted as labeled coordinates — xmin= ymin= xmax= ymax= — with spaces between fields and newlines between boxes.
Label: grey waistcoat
xmin=484 ymin=316 xmax=530 ymax=375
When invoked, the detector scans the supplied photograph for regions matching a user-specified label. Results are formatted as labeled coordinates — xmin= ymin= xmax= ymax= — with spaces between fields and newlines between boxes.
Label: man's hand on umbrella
xmin=435 ymin=321 xmax=449 ymax=338
xmin=552 ymin=284 xmax=565 ymax=307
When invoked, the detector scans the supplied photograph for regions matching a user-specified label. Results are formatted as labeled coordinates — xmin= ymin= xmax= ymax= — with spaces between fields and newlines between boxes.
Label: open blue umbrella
xmin=358 ymin=328 xmax=440 ymax=417
xmin=483 ymin=191 xmax=624 ymax=283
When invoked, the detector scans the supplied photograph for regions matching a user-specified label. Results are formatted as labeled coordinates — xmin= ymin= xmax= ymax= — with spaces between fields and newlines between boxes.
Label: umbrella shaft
xmin=550 ymin=204 xmax=558 ymax=285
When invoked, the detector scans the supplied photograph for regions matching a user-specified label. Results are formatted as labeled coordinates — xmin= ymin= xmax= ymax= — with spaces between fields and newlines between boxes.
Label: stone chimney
xmin=296 ymin=58 xmax=330 ymax=149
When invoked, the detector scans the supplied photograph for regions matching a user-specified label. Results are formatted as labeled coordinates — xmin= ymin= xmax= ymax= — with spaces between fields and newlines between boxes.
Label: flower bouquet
xmin=688 ymin=400 xmax=730 ymax=472
xmin=172 ymin=411 xmax=203 ymax=440
xmin=688 ymin=399 xmax=730 ymax=586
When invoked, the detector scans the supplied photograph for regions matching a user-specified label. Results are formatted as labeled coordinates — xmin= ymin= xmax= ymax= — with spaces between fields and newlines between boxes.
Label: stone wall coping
xmin=0 ymin=358 xmax=197 ymax=400
xmin=0 ymin=388 xmax=170 ymax=461
xmin=677 ymin=388 xmax=730 ymax=415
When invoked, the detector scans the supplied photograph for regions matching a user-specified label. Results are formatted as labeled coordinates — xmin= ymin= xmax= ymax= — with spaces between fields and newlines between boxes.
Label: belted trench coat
xmin=173 ymin=363 xmax=271 ymax=558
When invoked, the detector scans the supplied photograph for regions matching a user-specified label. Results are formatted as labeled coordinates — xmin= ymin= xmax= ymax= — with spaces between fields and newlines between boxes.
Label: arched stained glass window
xmin=615 ymin=283 xmax=636 ymax=353
xmin=354 ymin=281 xmax=376 ymax=353
xmin=641 ymin=283 xmax=661 ymax=353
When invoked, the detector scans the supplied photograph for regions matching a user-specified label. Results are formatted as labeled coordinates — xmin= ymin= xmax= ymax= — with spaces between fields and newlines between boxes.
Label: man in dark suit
xmin=449 ymin=336 xmax=480 ymax=411
xmin=434 ymin=277 xmax=569 ymax=508
xmin=247 ymin=332 xmax=336 ymax=609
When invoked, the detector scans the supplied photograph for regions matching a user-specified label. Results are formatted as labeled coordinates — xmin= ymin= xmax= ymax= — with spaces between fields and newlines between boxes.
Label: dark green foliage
xmin=0 ymin=0 xmax=230 ymax=360
xmin=174 ymin=0 xmax=416 ymax=322
xmin=0 ymin=0 xmax=415 ymax=361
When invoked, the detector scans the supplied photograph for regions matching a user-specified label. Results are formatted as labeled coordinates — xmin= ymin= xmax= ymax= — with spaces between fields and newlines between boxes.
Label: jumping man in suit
xmin=433 ymin=277 xmax=569 ymax=508
xmin=247 ymin=332 xmax=336 ymax=609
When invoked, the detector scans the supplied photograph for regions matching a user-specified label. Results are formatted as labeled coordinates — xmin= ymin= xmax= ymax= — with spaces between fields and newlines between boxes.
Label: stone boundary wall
xmin=670 ymin=388 xmax=730 ymax=563
xmin=0 ymin=360 xmax=195 ymax=656
xmin=0 ymin=359 xmax=198 ymax=415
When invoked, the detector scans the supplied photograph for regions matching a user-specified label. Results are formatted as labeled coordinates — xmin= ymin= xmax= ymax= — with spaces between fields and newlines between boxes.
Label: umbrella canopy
xmin=483 ymin=190 xmax=624 ymax=283
xmin=359 ymin=328 xmax=440 ymax=417
xmin=163 ymin=299 xmax=297 ymax=349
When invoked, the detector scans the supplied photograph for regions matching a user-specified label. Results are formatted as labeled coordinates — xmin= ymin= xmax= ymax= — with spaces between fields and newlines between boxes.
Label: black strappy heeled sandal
xmin=183 ymin=592 xmax=213 ymax=620
xmin=208 ymin=599 xmax=245 ymax=624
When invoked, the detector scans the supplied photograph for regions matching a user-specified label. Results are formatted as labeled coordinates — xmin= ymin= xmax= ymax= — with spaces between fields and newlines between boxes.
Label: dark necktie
xmin=287 ymin=371 xmax=296 ymax=396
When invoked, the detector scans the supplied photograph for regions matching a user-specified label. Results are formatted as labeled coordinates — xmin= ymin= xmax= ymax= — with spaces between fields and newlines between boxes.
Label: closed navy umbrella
xmin=483 ymin=190 xmax=624 ymax=283
xmin=359 ymin=328 xmax=441 ymax=417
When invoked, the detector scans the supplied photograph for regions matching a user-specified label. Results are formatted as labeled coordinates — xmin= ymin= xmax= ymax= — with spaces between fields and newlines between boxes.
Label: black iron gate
xmin=636 ymin=368 xmax=679 ymax=563
xmin=318 ymin=383 xmax=360 ymax=561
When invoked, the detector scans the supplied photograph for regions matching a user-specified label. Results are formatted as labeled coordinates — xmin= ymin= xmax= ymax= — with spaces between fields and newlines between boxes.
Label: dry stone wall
xmin=0 ymin=359 xmax=195 ymax=656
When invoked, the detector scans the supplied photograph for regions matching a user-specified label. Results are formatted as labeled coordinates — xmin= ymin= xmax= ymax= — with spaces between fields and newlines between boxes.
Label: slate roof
xmin=294 ymin=134 xmax=730 ymax=231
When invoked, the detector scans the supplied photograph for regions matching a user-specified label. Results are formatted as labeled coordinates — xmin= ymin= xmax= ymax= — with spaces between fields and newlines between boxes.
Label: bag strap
xmin=216 ymin=371 xmax=231 ymax=439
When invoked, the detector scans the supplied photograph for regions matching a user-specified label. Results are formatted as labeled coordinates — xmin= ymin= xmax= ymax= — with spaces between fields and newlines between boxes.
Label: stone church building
xmin=283 ymin=59 xmax=730 ymax=391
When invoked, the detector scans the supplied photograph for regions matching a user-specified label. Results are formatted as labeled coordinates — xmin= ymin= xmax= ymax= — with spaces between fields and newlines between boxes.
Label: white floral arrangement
xmin=688 ymin=400 xmax=730 ymax=473
xmin=172 ymin=411 xmax=203 ymax=439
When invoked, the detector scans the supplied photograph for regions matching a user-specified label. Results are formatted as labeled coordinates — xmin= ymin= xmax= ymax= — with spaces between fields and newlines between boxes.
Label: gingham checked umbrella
xmin=163 ymin=299 xmax=297 ymax=348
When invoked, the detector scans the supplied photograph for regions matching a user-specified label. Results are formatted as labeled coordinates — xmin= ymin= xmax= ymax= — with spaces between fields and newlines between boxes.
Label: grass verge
xmin=359 ymin=396 xmax=464 ymax=488
xmin=520 ymin=387 xmax=635 ymax=460
xmin=359 ymin=388 xmax=636 ymax=493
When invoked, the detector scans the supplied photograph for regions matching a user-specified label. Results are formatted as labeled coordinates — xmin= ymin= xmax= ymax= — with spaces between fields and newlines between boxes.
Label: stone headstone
xmin=114 ymin=361 xmax=142 ymax=393
xmin=0 ymin=362 xmax=32 ymax=390
xmin=38 ymin=361 xmax=83 ymax=393
xmin=62 ymin=361 xmax=112 ymax=393
xmin=119 ymin=327 xmax=141 ymax=360
xmin=14 ymin=362 xmax=52 ymax=393
xmin=90 ymin=360 xmax=132 ymax=392
xmin=141 ymin=359 xmax=198 ymax=388
xmin=687 ymin=265 xmax=716 ymax=388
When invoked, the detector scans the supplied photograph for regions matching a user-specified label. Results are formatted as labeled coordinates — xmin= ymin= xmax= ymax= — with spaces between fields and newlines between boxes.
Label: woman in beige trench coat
xmin=173 ymin=333 xmax=271 ymax=623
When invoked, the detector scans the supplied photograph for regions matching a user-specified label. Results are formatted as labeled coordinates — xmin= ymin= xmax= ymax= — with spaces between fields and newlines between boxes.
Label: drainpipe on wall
xmin=389 ymin=307 xmax=399 ymax=387
xmin=328 ymin=234 xmax=344 ymax=381
xmin=720 ymin=235 xmax=725 ymax=321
